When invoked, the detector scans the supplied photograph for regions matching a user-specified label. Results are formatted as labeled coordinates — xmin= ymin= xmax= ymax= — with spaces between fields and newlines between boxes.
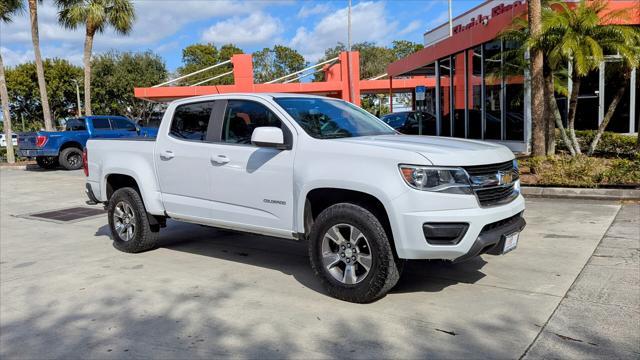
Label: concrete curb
xmin=0 ymin=164 xmax=31 ymax=170
xmin=522 ymin=186 xmax=640 ymax=201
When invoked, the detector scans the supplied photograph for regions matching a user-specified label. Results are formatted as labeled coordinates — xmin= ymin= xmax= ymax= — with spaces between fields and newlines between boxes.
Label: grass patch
xmin=519 ymin=154 xmax=640 ymax=188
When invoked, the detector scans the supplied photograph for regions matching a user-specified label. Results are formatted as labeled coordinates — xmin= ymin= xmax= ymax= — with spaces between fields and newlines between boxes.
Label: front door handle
xmin=211 ymin=154 xmax=230 ymax=164
xmin=160 ymin=150 xmax=174 ymax=160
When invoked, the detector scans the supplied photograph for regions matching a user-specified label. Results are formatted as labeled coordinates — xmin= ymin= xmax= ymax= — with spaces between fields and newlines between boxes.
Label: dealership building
xmin=387 ymin=0 xmax=639 ymax=152
xmin=136 ymin=0 xmax=639 ymax=154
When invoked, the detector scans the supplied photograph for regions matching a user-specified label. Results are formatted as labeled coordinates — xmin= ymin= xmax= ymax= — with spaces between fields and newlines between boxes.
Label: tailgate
xmin=17 ymin=133 xmax=38 ymax=149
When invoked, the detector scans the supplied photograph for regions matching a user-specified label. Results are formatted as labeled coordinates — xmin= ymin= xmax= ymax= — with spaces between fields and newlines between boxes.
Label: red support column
xmin=231 ymin=54 xmax=255 ymax=92
xmin=389 ymin=77 xmax=393 ymax=112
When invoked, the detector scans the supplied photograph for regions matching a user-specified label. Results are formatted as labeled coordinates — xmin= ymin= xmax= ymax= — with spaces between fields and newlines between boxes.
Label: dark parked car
xmin=380 ymin=111 xmax=437 ymax=135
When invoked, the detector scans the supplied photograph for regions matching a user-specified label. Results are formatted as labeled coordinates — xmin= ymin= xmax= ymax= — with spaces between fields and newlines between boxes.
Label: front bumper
xmin=17 ymin=149 xmax=58 ymax=157
xmin=390 ymin=190 xmax=526 ymax=260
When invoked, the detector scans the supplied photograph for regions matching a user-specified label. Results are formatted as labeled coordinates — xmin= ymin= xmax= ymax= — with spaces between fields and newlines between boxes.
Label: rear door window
xmin=92 ymin=118 xmax=111 ymax=130
xmin=111 ymin=118 xmax=137 ymax=131
xmin=170 ymin=102 xmax=215 ymax=141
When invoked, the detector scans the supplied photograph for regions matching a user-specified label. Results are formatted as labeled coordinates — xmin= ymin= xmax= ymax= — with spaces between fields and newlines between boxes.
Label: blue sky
xmin=0 ymin=0 xmax=485 ymax=72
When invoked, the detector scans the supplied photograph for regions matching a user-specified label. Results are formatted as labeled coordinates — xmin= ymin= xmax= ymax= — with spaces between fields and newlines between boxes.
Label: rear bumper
xmin=17 ymin=149 xmax=58 ymax=157
xmin=85 ymin=183 xmax=100 ymax=205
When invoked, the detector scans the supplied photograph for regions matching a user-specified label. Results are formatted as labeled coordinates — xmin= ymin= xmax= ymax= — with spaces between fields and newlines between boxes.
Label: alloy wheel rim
xmin=321 ymin=223 xmax=372 ymax=285
xmin=113 ymin=201 xmax=136 ymax=241
xmin=68 ymin=153 xmax=81 ymax=167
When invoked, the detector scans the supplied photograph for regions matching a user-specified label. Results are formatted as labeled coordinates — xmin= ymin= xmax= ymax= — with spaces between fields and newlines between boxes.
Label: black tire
xmin=59 ymin=147 xmax=83 ymax=170
xmin=36 ymin=156 xmax=58 ymax=169
xmin=308 ymin=203 xmax=402 ymax=303
xmin=108 ymin=187 xmax=159 ymax=253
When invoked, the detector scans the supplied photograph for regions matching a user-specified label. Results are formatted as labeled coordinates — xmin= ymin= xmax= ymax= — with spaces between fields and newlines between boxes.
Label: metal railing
xmin=264 ymin=56 xmax=339 ymax=84
xmin=152 ymin=59 xmax=232 ymax=87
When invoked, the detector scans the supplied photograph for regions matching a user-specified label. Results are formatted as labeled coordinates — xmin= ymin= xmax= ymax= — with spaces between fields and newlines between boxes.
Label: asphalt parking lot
xmin=1 ymin=168 xmax=638 ymax=359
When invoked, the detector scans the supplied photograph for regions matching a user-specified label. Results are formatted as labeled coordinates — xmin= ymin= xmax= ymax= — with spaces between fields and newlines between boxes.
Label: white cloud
xmin=297 ymin=3 xmax=332 ymax=18
xmin=398 ymin=20 xmax=421 ymax=36
xmin=201 ymin=12 xmax=283 ymax=46
xmin=290 ymin=1 xmax=399 ymax=62
xmin=1 ymin=45 xmax=83 ymax=67
xmin=0 ymin=1 xmax=281 ymax=52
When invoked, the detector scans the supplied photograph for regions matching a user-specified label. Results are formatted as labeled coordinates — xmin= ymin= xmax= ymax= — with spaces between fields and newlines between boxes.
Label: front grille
xmin=463 ymin=160 xmax=519 ymax=207
xmin=464 ymin=160 xmax=519 ymax=180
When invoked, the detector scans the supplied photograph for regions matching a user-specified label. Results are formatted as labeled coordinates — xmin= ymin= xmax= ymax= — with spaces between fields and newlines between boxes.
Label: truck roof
xmin=174 ymin=92 xmax=335 ymax=104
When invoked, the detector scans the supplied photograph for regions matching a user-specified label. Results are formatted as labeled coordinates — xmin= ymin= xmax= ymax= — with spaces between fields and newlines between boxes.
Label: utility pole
xmin=72 ymin=79 xmax=82 ymax=117
xmin=448 ymin=0 xmax=453 ymax=37
xmin=347 ymin=0 xmax=355 ymax=103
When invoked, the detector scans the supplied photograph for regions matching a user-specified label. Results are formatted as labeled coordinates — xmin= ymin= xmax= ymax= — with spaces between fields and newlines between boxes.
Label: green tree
xmin=91 ymin=51 xmax=167 ymax=121
xmin=253 ymin=45 xmax=307 ymax=83
xmin=56 ymin=0 xmax=136 ymax=116
xmin=537 ymin=0 xmax=637 ymax=155
xmin=5 ymin=59 xmax=84 ymax=129
xmin=28 ymin=0 xmax=54 ymax=131
xmin=177 ymin=43 xmax=242 ymax=85
xmin=390 ymin=40 xmax=424 ymax=60
xmin=0 ymin=0 xmax=24 ymax=163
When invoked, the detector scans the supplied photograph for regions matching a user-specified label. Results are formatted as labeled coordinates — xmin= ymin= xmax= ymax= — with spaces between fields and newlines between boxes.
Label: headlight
xmin=399 ymin=165 xmax=473 ymax=194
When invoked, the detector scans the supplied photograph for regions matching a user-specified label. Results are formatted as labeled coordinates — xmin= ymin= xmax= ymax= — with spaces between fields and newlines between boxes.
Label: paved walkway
xmin=0 ymin=168 xmax=636 ymax=358
xmin=524 ymin=204 xmax=640 ymax=359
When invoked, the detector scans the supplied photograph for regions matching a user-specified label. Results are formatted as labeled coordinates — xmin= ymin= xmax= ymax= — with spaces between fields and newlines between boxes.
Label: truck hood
xmin=337 ymin=135 xmax=515 ymax=166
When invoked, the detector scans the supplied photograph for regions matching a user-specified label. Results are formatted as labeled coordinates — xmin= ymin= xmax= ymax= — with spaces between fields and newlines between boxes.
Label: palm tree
xmin=500 ymin=16 xmax=574 ymax=155
xmin=0 ymin=0 xmax=24 ymax=164
xmin=55 ymin=0 xmax=135 ymax=116
xmin=28 ymin=0 xmax=54 ymax=131
xmin=528 ymin=0 xmax=546 ymax=157
xmin=538 ymin=0 xmax=636 ymax=155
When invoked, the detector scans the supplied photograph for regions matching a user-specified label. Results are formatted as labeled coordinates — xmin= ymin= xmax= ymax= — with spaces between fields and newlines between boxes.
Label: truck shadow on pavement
xmin=95 ymin=220 xmax=489 ymax=298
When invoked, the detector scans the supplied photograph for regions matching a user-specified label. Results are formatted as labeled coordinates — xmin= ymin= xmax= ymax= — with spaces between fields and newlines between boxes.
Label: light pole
xmin=71 ymin=79 xmax=82 ymax=117
xmin=347 ymin=0 xmax=355 ymax=103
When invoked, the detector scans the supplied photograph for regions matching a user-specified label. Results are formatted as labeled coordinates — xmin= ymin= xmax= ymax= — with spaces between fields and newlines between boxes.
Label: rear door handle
xmin=160 ymin=150 xmax=174 ymax=160
xmin=211 ymin=154 xmax=230 ymax=164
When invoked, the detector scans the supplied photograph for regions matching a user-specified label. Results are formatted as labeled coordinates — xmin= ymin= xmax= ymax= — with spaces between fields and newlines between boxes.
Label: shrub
xmin=518 ymin=154 xmax=640 ymax=187
xmin=556 ymin=130 xmax=638 ymax=157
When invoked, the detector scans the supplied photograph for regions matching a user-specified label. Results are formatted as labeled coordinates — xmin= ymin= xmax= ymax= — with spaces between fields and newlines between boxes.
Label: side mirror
xmin=251 ymin=127 xmax=286 ymax=149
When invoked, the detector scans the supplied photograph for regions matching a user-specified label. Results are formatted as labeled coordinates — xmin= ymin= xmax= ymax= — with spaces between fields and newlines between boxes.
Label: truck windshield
xmin=274 ymin=97 xmax=395 ymax=139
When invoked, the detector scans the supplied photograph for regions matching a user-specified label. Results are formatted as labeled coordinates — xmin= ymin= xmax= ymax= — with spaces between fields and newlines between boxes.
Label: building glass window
xmin=604 ymin=60 xmax=631 ymax=133
xmin=504 ymin=39 xmax=525 ymax=140
xmin=439 ymin=57 xmax=452 ymax=136
xmin=483 ymin=39 xmax=502 ymax=140
xmin=467 ymin=46 xmax=483 ymax=139
xmin=575 ymin=69 xmax=600 ymax=130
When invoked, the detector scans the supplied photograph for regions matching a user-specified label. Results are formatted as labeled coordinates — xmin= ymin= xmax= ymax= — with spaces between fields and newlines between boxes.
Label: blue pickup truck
xmin=18 ymin=115 xmax=157 ymax=170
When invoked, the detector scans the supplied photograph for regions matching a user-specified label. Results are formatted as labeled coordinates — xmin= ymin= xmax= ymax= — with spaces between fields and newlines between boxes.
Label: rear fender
xmin=100 ymin=162 xmax=164 ymax=215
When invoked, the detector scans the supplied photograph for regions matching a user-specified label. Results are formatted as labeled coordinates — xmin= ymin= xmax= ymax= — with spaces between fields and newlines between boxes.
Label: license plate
xmin=503 ymin=232 xmax=519 ymax=253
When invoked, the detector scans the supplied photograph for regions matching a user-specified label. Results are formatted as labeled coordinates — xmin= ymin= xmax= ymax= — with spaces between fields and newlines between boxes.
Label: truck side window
xmin=93 ymin=118 xmax=111 ymax=129
xmin=111 ymin=118 xmax=137 ymax=131
xmin=170 ymin=102 xmax=214 ymax=141
xmin=222 ymin=100 xmax=282 ymax=144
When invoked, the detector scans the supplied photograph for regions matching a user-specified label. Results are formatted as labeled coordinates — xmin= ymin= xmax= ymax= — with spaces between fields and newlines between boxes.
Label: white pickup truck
xmin=85 ymin=93 xmax=525 ymax=303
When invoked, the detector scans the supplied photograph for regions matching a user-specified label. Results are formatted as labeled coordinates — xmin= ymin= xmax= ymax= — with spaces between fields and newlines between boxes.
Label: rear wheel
xmin=59 ymin=147 xmax=83 ymax=170
xmin=108 ymin=187 xmax=159 ymax=253
xmin=309 ymin=203 xmax=401 ymax=303
xmin=36 ymin=156 xmax=58 ymax=169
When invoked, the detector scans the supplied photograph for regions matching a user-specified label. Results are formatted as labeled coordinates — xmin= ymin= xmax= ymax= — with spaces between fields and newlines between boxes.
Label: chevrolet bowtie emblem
xmin=497 ymin=171 xmax=513 ymax=185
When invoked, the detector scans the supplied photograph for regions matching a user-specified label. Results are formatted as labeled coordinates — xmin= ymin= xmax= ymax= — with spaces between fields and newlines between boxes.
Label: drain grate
xmin=22 ymin=206 xmax=106 ymax=223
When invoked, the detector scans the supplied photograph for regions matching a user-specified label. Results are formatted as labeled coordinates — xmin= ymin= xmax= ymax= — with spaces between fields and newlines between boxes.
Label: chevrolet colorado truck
xmin=85 ymin=93 xmax=525 ymax=303
xmin=18 ymin=116 xmax=156 ymax=170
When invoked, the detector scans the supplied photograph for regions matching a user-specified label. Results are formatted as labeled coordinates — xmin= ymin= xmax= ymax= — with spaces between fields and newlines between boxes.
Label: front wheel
xmin=107 ymin=187 xmax=159 ymax=253
xmin=309 ymin=203 xmax=402 ymax=303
